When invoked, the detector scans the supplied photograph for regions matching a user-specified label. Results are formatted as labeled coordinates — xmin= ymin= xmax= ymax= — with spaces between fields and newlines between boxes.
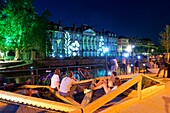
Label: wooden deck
xmin=0 ymin=74 xmax=169 ymax=113
xmin=117 ymin=78 xmax=170 ymax=113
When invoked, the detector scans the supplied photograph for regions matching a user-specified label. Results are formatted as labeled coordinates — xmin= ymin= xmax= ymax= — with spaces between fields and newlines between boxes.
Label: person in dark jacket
xmin=156 ymin=58 xmax=169 ymax=78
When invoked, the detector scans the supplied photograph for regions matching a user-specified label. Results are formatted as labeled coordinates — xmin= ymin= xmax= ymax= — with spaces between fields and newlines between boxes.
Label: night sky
xmin=33 ymin=0 xmax=170 ymax=45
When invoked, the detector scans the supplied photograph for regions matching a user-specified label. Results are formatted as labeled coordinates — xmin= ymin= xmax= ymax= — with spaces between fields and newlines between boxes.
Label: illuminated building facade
xmin=117 ymin=36 xmax=129 ymax=56
xmin=47 ymin=22 xmax=118 ymax=58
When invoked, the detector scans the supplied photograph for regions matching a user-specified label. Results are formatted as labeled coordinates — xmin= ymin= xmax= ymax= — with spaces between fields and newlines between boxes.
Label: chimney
xmin=59 ymin=20 xmax=62 ymax=26
xmin=102 ymin=28 xmax=105 ymax=35
xmin=73 ymin=23 xmax=76 ymax=30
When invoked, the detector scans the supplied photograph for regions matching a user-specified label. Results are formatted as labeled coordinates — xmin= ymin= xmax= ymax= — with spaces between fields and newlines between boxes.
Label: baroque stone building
xmin=47 ymin=21 xmax=118 ymax=58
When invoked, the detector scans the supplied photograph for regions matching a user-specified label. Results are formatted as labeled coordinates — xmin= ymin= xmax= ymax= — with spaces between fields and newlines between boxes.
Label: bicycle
xmin=74 ymin=67 xmax=94 ymax=81
xmin=37 ymin=72 xmax=54 ymax=85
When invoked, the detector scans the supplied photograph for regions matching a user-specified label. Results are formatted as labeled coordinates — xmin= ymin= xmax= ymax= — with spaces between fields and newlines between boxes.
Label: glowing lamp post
xmin=132 ymin=45 xmax=135 ymax=73
xmin=104 ymin=47 xmax=109 ymax=76
xmin=125 ymin=45 xmax=135 ymax=73
xmin=59 ymin=54 xmax=63 ymax=59
xmin=137 ymin=55 xmax=141 ymax=73
xmin=123 ymin=53 xmax=129 ymax=74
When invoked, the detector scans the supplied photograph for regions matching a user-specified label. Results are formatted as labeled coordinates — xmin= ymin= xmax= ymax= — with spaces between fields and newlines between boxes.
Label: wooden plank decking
xmin=0 ymin=74 xmax=169 ymax=113
xmin=117 ymin=78 xmax=170 ymax=113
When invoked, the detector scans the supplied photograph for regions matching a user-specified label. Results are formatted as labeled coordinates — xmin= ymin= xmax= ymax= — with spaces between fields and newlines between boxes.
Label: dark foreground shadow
xmin=162 ymin=96 xmax=170 ymax=113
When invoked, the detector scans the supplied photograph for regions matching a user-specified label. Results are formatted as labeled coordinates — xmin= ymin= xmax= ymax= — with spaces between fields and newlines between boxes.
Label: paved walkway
xmin=119 ymin=78 xmax=170 ymax=113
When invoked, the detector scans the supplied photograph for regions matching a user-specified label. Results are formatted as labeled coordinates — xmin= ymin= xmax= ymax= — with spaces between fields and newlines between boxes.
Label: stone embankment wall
xmin=36 ymin=58 xmax=106 ymax=68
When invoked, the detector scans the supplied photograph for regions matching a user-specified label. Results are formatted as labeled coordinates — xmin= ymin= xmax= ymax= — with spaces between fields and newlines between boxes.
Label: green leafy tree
xmin=159 ymin=25 xmax=170 ymax=60
xmin=30 ymin=9 xmax=52 ymax=58
xmin=0 ymin=0 xmax=36 ymax=59
xmin=0 ymin=0 xmax=51 ymax=60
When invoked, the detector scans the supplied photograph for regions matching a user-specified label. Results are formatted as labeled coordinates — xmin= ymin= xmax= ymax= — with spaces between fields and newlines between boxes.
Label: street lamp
xmin=132 ymin=45 xmax=135 ymax=74
xmin=143 ymin=63 xmax=146 ymax=74
xmin=124 ymin=45 xmax=135 ymax=73
xmin=123 ymin=53 xmax=129 ymax=74
xmin=137 ymin=55 xmax=141 ymax=73
xmin=104 ymin=47 xmax=109 ymax=76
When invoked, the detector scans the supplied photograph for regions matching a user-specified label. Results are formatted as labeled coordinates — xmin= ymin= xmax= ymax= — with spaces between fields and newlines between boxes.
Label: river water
xmin=0 ymin=64 xmax=139 ymax=83
xmin=0 ymin=67 xmax=108 ymax=84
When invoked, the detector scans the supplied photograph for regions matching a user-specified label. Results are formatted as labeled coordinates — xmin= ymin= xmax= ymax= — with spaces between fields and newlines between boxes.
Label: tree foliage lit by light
xmin=0 ymin=0 xmax=51 ymax=60
xmin=160 ymin=25 xmax=170 ymax=53
xmin=0 ymin=0 xmax=35 ymax=59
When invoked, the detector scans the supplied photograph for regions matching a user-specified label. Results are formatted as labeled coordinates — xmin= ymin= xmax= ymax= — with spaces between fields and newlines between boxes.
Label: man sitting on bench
xmin=59 ymin=71 xmax=91 ymax=98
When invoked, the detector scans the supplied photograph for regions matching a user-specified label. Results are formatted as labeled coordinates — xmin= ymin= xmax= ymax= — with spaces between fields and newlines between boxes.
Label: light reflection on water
xmin=73 ymin=68 xmax=107 ymax=80
xmin=93 ymin=69 xmax=107 ymax=77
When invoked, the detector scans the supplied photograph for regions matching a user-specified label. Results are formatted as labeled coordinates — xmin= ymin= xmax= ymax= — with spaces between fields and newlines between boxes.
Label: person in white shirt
xmin=50 ymin=68 xmax=60 ymax=91
xmin=59 ymin=71 xmax=91 ymax=98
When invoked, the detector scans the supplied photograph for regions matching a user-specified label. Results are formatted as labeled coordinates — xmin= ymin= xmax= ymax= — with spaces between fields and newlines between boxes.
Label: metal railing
xmin=1 ymin=64 xmax=105 ymax=84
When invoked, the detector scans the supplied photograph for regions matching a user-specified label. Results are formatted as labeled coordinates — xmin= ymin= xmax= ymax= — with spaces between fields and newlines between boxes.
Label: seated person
xmin=19 ymin=88 xmax=40 ymax=97
xmin=92 ymin=71 xmax=121 ymax=94
xmin=50 ymin=68 xmax=60 ymax=91
xmin=0 ymin=79 xmax=31 ymax=91
xmin=91 ymin=77 xmax=109 ymax=93
xmin=59 ymin=71 xmax=91 ymax=98
xmin=0 ymin=78 xmax=40 ymax=97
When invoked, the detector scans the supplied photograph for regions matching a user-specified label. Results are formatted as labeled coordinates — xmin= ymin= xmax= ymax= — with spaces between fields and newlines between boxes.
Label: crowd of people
xmin=0 ymin=67 xmax=122 ymax=99
xmin=51 ymin=69 xmax=121 ymax=98
xmin=109 ymin=55 xmax=170 ymax=78
xmin=1 ymin=55 xmax=169 ymax=100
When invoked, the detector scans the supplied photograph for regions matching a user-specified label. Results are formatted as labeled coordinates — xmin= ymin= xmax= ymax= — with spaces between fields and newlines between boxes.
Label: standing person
xmin=59 ymin=71 xmax=91 ymax=98
xmin=50 ymin=68 xmax=60 ymax=91
xmin=147 ymin=58 xmax=153 ymax=69
xmin=155 ymin=60 xmax=160 ymax=68
xmin=121 ymin=57 xmax=127 ymax=75
xmin=110 ymin=57 xmax=119 ymax=72
xmin=134 ymin=59 xmax=139 ymax=73
xmin=156 ymin=58 xmax=169 ymax=78
xmin=145 ymin=58 xmax=153 ymax=73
